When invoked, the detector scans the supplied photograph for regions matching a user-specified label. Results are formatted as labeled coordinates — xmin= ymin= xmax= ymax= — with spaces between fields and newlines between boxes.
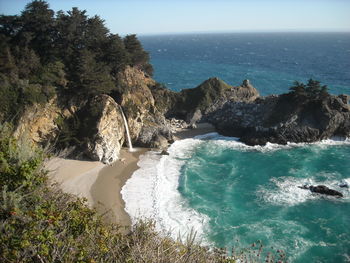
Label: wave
xmin=121 ymin=133 xmax=350 ymax=243
xmin=199 ymin=133 xmax=350 ymax=153
xmin=121 ymin=138 xmax=210 ymax=243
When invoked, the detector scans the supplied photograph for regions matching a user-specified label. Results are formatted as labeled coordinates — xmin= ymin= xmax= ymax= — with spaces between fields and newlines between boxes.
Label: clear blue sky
xmin=0 ymin=0 xmax=349 ymax=35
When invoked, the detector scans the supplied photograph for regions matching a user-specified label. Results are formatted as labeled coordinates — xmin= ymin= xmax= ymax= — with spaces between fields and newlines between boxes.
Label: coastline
xmin=46 ymin=122 xmax=216 ymax=230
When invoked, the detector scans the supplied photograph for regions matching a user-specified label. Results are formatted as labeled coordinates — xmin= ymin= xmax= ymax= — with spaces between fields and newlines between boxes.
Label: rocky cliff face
xmin=83 ymin=95 xmax=125 ymax=164
xmin=115 ymin=66 xmax=172 ymax=149
xmin=151 ymin=77 xmax=259 ymax=123
xmin=13 ymin=66 xmax=175 ymax=162
xmin=207 ymin=92 xmax=350 ymax=145
xmin=14 ymin=97 xmax=75 ymax=144
xmin=15 ymin=68 xmax=348 ymax=160
xmin=14 ymin=94 xmax=126 ymax=164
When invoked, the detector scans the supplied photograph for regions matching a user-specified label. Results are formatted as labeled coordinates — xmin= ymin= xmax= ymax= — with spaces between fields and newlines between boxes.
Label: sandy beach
xmin=46 ymin=123 xmax=216 ymax=229
xmin=46 ymin=148 xmax=147 ymax=229
xmin=90 ymin=148 xmax=147 ymax=227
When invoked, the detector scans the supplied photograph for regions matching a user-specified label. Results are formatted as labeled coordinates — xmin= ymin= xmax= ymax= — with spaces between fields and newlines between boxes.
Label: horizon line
xmin=135 ymin=30 xmax=350 ymax=37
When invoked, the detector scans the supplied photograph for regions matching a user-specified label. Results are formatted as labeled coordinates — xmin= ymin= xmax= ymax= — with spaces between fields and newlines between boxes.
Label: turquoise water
xmin=178 ymin=137 xmax=350 ymax=262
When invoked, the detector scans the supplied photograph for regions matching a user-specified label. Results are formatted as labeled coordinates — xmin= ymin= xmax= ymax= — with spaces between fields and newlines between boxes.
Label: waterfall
xmin=119 ymin=105 xmax=133 ymax=151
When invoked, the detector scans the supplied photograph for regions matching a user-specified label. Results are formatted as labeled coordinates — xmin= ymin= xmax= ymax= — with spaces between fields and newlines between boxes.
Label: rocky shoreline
xmin=14 ymin=66 xmax=350 ymax=163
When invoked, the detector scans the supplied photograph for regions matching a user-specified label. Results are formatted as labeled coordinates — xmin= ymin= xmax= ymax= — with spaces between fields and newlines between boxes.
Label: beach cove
xmin=46 ymin=124 xmax=216 ymax=229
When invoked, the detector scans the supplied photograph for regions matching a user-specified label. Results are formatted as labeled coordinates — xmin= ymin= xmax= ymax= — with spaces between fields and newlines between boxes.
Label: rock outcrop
xmin=14 ymin=96 xmax=76 ymax=145
xmin=115 ymin=66 xmax=172 ymax=148
xmin=299 ymin=185 xmax=344 ymax=197
xmin=151 ymin=77 xmax=260 ymax=122
xmin=83 ymin=95 xmax=125 ymax=164
xmin=207 ymin=91 xmax=350 ymax=145
xmin=14 ymin=69 xmax=349 ymax=162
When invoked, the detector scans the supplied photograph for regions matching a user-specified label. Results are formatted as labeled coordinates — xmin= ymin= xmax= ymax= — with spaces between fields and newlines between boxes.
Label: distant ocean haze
xmin=140 ymin=32 xmax=350 ymax=95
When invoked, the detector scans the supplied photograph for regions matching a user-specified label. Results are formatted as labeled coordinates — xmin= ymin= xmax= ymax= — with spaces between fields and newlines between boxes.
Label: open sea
xmin=122 ymin=33 xmax=350 ymax=262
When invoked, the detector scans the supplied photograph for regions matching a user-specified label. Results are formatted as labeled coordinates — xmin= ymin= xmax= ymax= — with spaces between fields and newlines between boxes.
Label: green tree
xmin=103 ymin=34 xmax=130 ymax=75
xmin=71 ymin=49 xmax=115 ymax=95
xmin=289 ymin=81 xmax=306 ymax=95
xmin=305 ymin=79 xmax=328 ymax=96
xmin=20 ymin=0 xmax=56 ymax=62
xmin=124 ymin=34 xmax=153 ymax=76
xmin=289 ymin=79 xmax=329 ymax=98
xmin=55 ymin=7 xmax=89 ymax=64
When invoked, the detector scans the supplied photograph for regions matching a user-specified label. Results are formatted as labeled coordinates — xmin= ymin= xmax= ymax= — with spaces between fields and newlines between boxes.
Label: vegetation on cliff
xmin=0 ymin=0 xmax=153 ymax=123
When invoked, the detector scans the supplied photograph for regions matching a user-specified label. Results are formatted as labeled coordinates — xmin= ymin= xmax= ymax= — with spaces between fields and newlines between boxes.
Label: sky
xmin=0 ymin=0 xmax=349 ymax=35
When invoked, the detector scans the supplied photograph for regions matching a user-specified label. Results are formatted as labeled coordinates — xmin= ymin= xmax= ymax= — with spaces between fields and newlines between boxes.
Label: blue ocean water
xmin=140 ymin=33 xmax=350 ymax=95
xmin=122 ymin=33 xmax=350 ymax=263
xmin=123 ymin=136 xmax=350 ymax=262
xmin=179 ymin=136 xmax=350 ymax=263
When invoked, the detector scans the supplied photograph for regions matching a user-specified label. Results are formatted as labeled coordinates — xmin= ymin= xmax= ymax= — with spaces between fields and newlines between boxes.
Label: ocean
xmin=140 ymin=32 xmax=350 ymax=95
xmin=122 ymin=33 xmax=350 ymax=262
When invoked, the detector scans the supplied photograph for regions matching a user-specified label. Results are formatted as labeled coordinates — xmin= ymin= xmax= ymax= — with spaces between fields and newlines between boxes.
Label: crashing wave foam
xmin=203 ymin=133 xmax=350 ymax=153
xmin=121 ymin=138 xmax=210 ymax=243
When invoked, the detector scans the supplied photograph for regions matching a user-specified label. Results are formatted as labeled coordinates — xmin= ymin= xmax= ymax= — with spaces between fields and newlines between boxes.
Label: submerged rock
xmin=298 ymin=185 xmax=343 ymax=197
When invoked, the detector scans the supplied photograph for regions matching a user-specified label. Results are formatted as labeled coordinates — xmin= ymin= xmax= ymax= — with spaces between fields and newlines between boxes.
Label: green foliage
xmin=124 ymin=34 xmax=153 ymax=76
xmin=0 ymin=0 xmax=153 ymax=121
xmin=70 ymin=49 xmax=115 ymax=95
xmin=289 ymin=79 xmax=329 ymax=98
xmin=0 ymin=123 xmax=45 ymax=191
xmin=0 ymin=75 xmax=19 ymax=122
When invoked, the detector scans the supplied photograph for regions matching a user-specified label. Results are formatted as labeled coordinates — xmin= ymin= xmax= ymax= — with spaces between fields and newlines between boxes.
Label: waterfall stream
xmin=119 ymin=106 xmax=133 ymax=151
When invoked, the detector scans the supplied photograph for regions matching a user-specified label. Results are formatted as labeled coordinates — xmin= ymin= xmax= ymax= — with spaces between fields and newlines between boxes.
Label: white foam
xmin=121 ymin=138 xmax=210 ymax=243
xmin=258 ymin=176 xmax=350 ymax=206
xmin=203 ymin=133 xmax=350 ymax=153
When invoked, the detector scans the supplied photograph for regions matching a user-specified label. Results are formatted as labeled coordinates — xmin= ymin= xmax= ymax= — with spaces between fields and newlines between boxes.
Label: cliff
xmin=13 ymin=67 xmax=174 ymax=163
xmin=13 ymin=70 xmax=349 ymax=162
xmin=207 ymin=91 xmax=350 ymax=145
xmin=151 ymin=77 xmax=259 ymax=123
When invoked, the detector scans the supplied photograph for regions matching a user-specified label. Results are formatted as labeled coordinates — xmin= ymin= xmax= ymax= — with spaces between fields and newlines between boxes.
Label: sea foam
xmin=121 ymin=138 xmax=210 ymax=242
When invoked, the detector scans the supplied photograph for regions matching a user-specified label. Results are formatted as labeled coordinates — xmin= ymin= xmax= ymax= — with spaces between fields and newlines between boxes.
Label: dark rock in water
xmin=339 ymin=182 xmax=349 ymax=188
xmin=160 ymin=150 xmax=169 ymax=155
xmin=308 ymin=185 xmax=343 ymax=197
